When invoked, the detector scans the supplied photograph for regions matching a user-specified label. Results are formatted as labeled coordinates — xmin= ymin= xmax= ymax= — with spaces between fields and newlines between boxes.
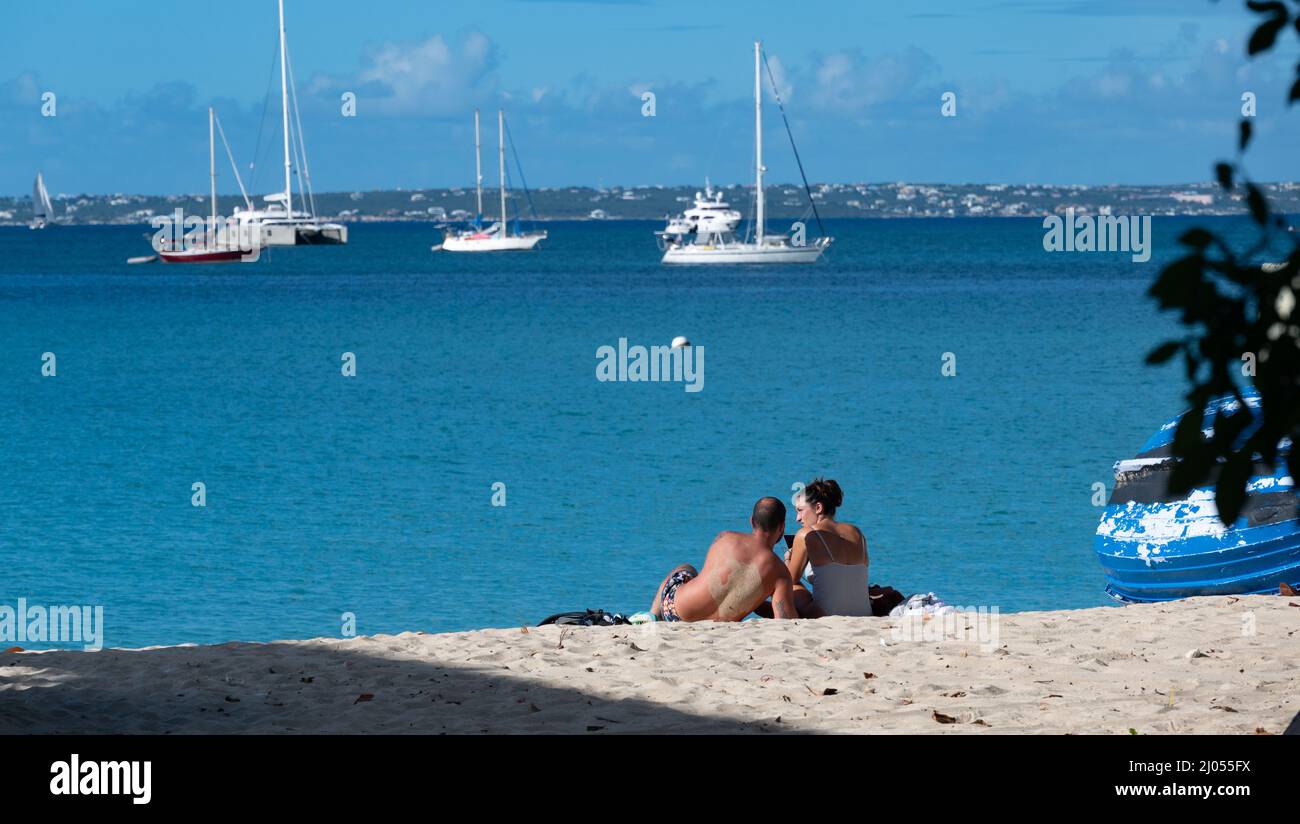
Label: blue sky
xmin=3 ymin=0 xmax=1300 ymax=194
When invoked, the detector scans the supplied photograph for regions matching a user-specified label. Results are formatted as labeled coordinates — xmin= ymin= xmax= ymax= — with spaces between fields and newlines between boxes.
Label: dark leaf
xmin=1146 ymin=340 xmax=1183 ymax=365
xmin=1150 ymin=256 xmax=1205 ymax=308
xmin=1239 ymin=119 xmax=1253 ymax=152
xmin=1167 ymin=391 xmax=1211 ymax=494
xmin=1287 ymin=447 xmax=1300 ymax=504
xmin=1248 ymin=15 xmax=1288 ymax=55
xmin=1179 ymin=228 xmax=1215 ymax=250
xmin=1215 ymin=162 xmax=1233 ymax=190
xmin=1215 ymin=451 xmax=1254 ymax=525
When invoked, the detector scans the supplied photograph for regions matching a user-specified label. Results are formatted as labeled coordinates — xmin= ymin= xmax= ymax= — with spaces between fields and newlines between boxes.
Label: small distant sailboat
xmin=30 ymin=172 xmax=54 ymax=230
xmin=661 ymin=42 xmax=832 ymax=265
xmin=157 ymin=108 xmax=249 ymax=264
xmin=439 ymin=109 xmax=547 ymax=253
xmin=230 ymin=0 xmax=347 ymax=247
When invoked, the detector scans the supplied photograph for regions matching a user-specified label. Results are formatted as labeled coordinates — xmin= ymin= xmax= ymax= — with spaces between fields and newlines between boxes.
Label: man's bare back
xmin=650 ymin=497 xmax=796 ymax=622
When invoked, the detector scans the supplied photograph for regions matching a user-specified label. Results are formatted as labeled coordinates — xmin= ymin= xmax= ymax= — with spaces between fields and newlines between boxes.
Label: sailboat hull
xmin=159 ymin=248 xmax=248 ymax=264
xmin=236 ymin=220 xmax=348 ymax=247
xmin=294 ymin=224 xmax=348 ymax=245
xmin=441 ymin=232 xmax=546 ymax=252
xmin=662 ymin=240 xmax=828 ymax=265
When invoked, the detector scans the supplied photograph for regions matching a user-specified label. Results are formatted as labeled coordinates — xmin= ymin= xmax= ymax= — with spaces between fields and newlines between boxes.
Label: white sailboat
xmin=439 ymin=109 xmax=546 ymax=253
xmin=230 ymin=0 xmax=347 ymax=247
xmin=29 ymin=173 xmax=54 ymax=230
xmin=661 ymin=42 xmax=831 ymax=265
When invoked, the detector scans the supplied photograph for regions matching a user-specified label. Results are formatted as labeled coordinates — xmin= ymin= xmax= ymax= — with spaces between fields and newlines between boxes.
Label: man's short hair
xmin=751 ymin=496 xmax=787 ymax=533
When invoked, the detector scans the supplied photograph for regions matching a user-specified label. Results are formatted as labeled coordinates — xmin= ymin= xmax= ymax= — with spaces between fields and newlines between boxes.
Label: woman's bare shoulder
xmin=840 ymin=522 xmax=867 ymax=545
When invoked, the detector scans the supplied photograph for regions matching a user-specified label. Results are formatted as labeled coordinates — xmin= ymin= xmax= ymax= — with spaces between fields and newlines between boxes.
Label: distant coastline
xmin=3 ymin=182 xmax=1298 ymax=227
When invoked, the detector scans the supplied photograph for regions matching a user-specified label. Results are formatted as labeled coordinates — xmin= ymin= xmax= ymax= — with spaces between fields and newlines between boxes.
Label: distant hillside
xmin=2 ymin=182 xmax=1297 ymax=226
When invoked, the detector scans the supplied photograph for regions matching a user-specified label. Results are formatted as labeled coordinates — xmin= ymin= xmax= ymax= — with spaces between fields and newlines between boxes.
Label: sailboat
xmin=158 ymin=108 xmax=250 ymax=264
xmin=661 ymin=42 xmax=832 ymax=264
xmin=29 ymin=173 xmax=54 ymax=230
xmin=230 ymin=0 xmax=347 ymax=247
xmin=439 ymin=109 xmax=546 ymax=252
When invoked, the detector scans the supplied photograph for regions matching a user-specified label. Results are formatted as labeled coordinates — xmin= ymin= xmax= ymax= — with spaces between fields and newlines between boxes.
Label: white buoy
xmin=671 ymin=335 xmax=690 ymax=349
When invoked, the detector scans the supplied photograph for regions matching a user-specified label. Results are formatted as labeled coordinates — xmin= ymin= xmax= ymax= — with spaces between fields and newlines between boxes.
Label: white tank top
xmin=803 ymin=530 xmax=871 ymax=617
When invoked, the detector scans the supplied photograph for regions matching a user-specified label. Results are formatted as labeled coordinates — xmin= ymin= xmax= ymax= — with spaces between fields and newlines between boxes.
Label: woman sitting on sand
xmin=785 ymin=478 xmax=870 ymax=618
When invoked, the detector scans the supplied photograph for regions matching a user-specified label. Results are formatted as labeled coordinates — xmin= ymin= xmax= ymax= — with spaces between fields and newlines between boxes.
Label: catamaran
xmin=158 ymin=108 xmax=251 ymax=264
xmin=29 ymin=173 xmax=54 ymax=230
xmin=230 ymin=0 xmax=347 ymax=247
xmin=438 ymin=109 xmax=546 ymax=252
xmin=661 ymin=42 xmax=831 ymax=264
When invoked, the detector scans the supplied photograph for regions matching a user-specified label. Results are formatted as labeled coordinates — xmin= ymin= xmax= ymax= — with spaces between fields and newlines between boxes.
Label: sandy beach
xmin=2 ymin=596 xmax=1296 ymax=734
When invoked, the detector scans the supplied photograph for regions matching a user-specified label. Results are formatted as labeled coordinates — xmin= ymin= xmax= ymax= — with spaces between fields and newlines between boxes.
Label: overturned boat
xmin=1095 ymin=390 xmax=1300 ymax=602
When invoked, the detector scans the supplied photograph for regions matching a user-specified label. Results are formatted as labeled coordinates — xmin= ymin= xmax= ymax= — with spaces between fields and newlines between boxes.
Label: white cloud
xmin=351 ymin=31 xmax=497 ymax=116
xmin=806 ymin=47 xmax=941 ymax=111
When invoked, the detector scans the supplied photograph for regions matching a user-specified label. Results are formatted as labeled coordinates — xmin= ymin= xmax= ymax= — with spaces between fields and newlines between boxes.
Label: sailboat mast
xmin=278 ymin=0 xmax=291 ymax=214
xmin=754 ymin=41 xmax=764 ymax=245
xmin=475 ymin=109 xmax=483 ymax=219
xmin=498 ymin=109 xmax=507 ymax=234
xmin=209 ymin=107 xmax=217 ymax=231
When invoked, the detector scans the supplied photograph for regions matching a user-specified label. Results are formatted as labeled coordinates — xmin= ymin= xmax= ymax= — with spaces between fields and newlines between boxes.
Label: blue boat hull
xmin=1097 ymin=514 xmax=1300 ymax=602
xmin=1094 ymin=392 xmax=1300 ymax=602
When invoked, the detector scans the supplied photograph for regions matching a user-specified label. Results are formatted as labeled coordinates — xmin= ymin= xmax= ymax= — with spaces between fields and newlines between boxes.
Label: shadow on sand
xmin=0 ymin=637 xmax=786 ymax=734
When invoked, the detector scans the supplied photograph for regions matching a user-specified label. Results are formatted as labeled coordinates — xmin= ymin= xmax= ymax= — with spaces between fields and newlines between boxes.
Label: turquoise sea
xmin=0 ymin=217 xmax=1246 ymax=648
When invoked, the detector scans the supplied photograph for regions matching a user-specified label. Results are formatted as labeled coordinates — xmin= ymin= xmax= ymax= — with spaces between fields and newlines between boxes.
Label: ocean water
xmin=0 ymin=216 xmax=1250 ymax=648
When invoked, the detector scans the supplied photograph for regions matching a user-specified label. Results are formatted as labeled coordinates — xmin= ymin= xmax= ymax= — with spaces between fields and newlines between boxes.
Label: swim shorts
xmin=658 ymin=568 xmax=697 ymax=622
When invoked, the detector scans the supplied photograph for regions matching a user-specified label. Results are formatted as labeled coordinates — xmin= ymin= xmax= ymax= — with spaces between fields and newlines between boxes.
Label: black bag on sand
xmin=538 ymin=609 xmax=632 ymax=627
xmin=869 ymin=585 xmax=905 ymax=617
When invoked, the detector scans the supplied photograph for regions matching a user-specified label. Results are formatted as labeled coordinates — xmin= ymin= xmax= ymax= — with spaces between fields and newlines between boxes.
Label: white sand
xmin=2 ymin=596 xmax=1296 ymax=734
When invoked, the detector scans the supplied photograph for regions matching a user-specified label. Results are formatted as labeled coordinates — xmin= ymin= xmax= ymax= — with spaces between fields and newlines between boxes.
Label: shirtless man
xmin=649 ymin=497 xmax=797 ymax=622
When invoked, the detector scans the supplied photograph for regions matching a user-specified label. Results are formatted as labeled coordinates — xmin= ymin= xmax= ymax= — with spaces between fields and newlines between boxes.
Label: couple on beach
xmin=650 ymin=478 xmax=871 ymax=622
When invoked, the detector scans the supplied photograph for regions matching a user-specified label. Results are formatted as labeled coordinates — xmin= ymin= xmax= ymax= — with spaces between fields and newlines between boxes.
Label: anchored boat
xmin=156 ymin=108 xmax=251 ymax=265
xmin=660 ymin=41 xmax=832 ymax=265
xmin=439 ymin=109 xmax=546 ymax=253
xmin=655 ymin=181 xmax=742 ymax=248
xmin=231 ymin=0 xmax=347 ymax=247
xmin=1094 ymin=390 xmax=1300 ymax=602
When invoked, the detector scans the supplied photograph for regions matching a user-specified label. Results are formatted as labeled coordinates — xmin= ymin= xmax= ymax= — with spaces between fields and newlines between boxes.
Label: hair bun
xmin=826 ymin=479 xmax=843 ymax=508
xmin=804 ymin=477 xmax=843 ymax=515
